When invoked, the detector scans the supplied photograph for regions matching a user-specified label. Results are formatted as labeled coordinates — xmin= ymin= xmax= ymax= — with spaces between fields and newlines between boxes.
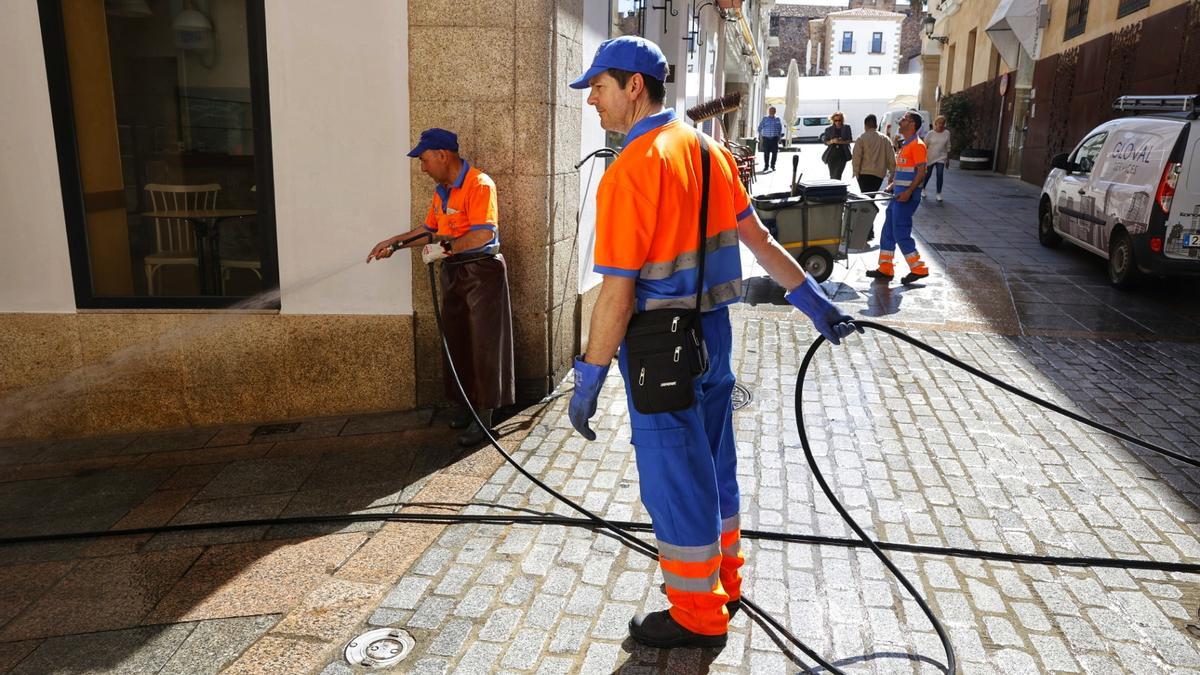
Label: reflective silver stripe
xmin=662 ymin=569 xmax=721 ymax=593
xmin=642 ymin=278 xmax=742 ymax=312
xmin=639 ymin=230 xmax=740 ymax=281
xmin=721 ymin=542 xmax=741 ymax=558
xmin=721 ymin=514 xmax=740 ymax=533
xmin=657 ymin=540 xmax=721 ymax=562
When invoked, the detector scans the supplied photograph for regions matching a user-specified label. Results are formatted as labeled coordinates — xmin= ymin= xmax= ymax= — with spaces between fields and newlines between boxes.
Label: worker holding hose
xmin=367 ymin=128 xmax=515 ymax=446
xmin=566 ymin=36 xmax=860 ymax=649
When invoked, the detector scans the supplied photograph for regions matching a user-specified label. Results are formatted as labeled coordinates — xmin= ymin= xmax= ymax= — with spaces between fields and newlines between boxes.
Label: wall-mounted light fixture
xmin=174 ymin=1 xmax=213 ymax=51
xmin=922 ymin=14 xmax=949 ymax=45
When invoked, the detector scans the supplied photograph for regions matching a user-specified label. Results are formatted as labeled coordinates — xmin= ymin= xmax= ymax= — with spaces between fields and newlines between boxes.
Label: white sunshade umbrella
xmin=783 ymin=59 xmax=800 ymax=146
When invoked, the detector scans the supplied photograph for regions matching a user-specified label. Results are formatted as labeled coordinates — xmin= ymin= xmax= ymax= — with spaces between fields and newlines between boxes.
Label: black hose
xmin=5 ymin=297 xmax=1198 ymax=673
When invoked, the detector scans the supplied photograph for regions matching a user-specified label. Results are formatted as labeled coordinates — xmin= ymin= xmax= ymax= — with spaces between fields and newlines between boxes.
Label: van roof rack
xmin=1113 ymin=95 xmax=1199 ymax=118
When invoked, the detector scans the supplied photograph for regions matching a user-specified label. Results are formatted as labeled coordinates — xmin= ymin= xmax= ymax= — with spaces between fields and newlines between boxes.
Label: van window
xmin=1071 ymin=132 xmax=1108 ymax=174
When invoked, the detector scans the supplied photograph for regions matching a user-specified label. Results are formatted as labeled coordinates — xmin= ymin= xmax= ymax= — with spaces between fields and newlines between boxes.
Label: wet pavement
xmin=2 ymin=148 xmax=1200 ymax=673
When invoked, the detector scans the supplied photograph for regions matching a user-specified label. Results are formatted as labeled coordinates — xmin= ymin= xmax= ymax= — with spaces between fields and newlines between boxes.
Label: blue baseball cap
xmin=569 ymin=36 xmax=668 ymax=90
xmin=407 ymin=128 xmax=458 ymax=157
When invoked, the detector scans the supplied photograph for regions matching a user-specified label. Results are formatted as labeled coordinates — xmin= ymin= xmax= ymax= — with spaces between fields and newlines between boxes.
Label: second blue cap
xmin=569 ymin=36 xmax=668 ymax=90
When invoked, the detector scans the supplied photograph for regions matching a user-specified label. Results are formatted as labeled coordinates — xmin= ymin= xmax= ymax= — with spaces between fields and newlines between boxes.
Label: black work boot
xmin=457 ymin=409 xmax=493 ymax=447
xmin=900 ymin=270 xmax=929 ymax=284
xmin=865 ymin=269 xmax=893 ymax=281
xmin=628 ymin=610 xmax=727 ymax=649
xmin=447 ymin=406 xmax=471 ymax=430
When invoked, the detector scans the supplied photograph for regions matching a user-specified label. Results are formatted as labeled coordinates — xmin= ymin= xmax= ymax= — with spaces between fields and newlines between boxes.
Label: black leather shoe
xmin=628 ymin=610 xmax=727 ymax=649
xmin=865 ymin=269 xmax=893 ymax=281
xmin=447 ymin=407 xmax=471 ymax=430
xmin=457 ymin=409 xmax=493 ymax=446
xmin=900 ymin=271 xmax=929 ymax=284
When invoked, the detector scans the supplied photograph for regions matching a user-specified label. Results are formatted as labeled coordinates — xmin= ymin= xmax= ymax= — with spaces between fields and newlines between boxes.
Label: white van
xmin=879 ymin=109 xmax=932 ymax=140
xmin=1038 ymin=95 xmax=1200 ymax=287
xmin=791 ymin=116 xmax=831 ymax=143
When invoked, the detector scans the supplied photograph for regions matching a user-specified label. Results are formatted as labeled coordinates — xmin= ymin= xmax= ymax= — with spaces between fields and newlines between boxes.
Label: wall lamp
xmin=921 ymin=14 xmax=949 ymax=45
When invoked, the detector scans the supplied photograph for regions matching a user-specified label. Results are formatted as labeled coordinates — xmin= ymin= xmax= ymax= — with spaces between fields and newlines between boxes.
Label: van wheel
xmin=1038 ymin=204 xmax=1062 ymax=248
xmin=798 ymin=248 xmax=833 ymax=282
xmin=1108 ymin=230 xmax=1139 ymax=289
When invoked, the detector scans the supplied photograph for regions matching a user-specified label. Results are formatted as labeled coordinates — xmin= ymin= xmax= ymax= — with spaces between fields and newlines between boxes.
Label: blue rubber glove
xmin=569 ymin=356 xmax=609 ymax=441
xmin=785 ymin=275 xmax=862 ymax=345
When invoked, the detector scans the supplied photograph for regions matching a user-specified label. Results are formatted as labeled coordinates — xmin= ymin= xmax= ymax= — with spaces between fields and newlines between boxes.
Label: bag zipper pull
xmin=671 ymin=316 xmax=679 ymax=333
xmin=638 ymin=367 xmax=645 ymax=386
xmin=673 ymin=346 xmax=681 ymax=362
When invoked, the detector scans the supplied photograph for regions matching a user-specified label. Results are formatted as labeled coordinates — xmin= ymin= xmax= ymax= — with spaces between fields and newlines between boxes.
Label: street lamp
xmin=922 ymin=14 xmax=949 ymax=45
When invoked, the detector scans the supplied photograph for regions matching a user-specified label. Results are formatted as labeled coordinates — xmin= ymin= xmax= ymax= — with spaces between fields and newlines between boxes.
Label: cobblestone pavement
xmin=315 ymin=316 xmax=1200 ymax=674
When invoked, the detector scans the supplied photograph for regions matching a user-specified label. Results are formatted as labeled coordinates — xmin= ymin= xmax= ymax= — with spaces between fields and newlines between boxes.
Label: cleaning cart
xmin=752 ymin=185 xmax=891 ymax=282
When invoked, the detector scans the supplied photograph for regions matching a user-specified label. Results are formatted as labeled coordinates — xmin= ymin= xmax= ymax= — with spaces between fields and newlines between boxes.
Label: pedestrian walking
xmin=366 ymin=128 xmax=515 ymax=445
xmin=566 ymin=36 xmax=859 ymax=650
xmin=866 ymin=111 xmax=931 ymax=284
xmin=851 ymin=114 xmax=895 ymax=195
xmin=756 ymin=106 xmax=783 ymax=172
xmin=923 ymin=115 xmax=951 ymax=203
xmin=821 ymin=111 xmax=853 ymax=180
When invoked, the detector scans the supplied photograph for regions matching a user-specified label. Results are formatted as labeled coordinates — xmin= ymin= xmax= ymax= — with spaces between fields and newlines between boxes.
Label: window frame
xmin=839 ymin=65 xmax=852 ymax=76
xmin=869 ymin=66 xmax=882 ymax=75
xmin=37 ymin=0 xmax=280 ymax=310
xmin=1070 ymin=131 xmax=1108 ymax=175
xmin=870 ymin=32 xmax=883 ymax=54
xmin=840 ymin=31 xmax=853 ymax=53
xmin=1064 ymin=0 xmax=1089 ymax=41
xmin=1117 ymin=0 xmax=1150 ymax=18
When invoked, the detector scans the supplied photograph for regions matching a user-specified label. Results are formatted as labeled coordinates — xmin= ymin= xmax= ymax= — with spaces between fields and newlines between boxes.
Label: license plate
xmin=1185 ymin=234 xmax=1200 ymax=248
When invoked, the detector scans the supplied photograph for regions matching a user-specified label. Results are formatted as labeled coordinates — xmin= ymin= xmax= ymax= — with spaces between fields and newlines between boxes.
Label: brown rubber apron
xmin=438 ymin=253 xmax=516 ymax=409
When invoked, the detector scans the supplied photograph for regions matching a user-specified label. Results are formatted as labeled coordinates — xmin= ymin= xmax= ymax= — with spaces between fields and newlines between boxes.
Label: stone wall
xmin=408 ymin=0 xmax=584 ymax=406
xmin=767 ymin=5 xmax=835 ymax=76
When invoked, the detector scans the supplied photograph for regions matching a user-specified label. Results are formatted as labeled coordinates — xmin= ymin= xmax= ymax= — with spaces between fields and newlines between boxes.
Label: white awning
xmin=985 ymin=0 xmax=1040 ymax=68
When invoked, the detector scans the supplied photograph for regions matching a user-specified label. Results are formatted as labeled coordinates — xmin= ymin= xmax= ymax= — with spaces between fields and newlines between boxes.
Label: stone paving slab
xmin=320 ymin=316 xmax=1200 ymax=673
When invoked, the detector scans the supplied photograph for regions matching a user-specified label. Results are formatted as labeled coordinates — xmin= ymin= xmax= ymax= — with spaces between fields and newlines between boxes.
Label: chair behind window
xmin=143 ymin=183 xmax=220 ymax=294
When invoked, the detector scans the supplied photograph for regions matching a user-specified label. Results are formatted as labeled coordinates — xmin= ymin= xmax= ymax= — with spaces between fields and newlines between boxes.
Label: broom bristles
xmin=686 ymin=92 xmax=742 ymax=122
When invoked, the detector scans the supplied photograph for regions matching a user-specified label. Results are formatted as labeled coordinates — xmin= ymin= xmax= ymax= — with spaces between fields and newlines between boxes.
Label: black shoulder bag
xmin=622 ymin=131 xmax=712 ymax=415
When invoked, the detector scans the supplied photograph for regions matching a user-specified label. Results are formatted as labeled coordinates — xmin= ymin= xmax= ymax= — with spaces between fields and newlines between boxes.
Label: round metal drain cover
xmin=732 ymin=383 xmax=752 ymax=411
xmin=344 ymin=628 xmax=415 ymax=668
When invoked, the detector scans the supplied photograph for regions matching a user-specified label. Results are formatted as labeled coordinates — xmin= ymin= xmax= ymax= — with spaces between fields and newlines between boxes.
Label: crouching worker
xmin=367 ymin=128 xmax=515 ymax=446
xmin=566 ymin=36 xmax=860 ymax=649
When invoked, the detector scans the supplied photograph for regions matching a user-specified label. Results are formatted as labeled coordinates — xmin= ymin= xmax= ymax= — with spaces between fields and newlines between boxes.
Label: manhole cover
xmin=251 ymin=422 xmax=300 ymax=436
xmin=732 ymin=383 xmax=753 ymax=411
xmin=344 ymin=628 xmax=415 ymax=668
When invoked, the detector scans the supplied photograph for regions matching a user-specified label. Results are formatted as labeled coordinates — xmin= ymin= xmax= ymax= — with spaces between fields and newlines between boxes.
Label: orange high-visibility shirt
xmin=593 ymin=111 xmax=752 ymax=312
xmin=893 ymin=135 xmax=927 ymax=193
xmin=424 ymin=162 xmax=499 ymax=253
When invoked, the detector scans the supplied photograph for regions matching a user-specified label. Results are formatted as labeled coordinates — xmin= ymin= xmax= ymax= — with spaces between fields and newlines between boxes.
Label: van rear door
xmin=1165 ymin=123 xmax=1200 ymax=260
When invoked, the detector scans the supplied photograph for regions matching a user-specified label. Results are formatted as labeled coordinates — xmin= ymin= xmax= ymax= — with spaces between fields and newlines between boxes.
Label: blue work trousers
xmin=880 ymin=190 xmax=922 ymax=256
xmin=618 ymin=306 xmax=741 ymax=633
xmin=618 ymin=306 xmax=739 ymax=545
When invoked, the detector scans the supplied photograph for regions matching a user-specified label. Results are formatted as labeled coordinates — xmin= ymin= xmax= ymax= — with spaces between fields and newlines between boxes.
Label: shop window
xmin=869 ymin=66 xmax=881 ymax=75
xmin=1064 ymin=0 xmax=1088 ymax=40
xmin=839 ymin=66 xmax=852 ymax=76
xmin=39 ymin=0 xmax=276 ymax=308
xmin=870 ymin=32 xmax=883 ymax=54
